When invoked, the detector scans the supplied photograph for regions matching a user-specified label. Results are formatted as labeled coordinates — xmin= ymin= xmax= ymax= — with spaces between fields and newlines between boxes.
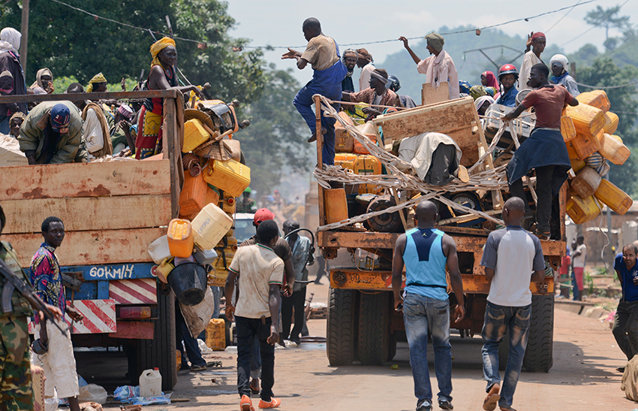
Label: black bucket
xmin=167 ymin=263 xmax=207 ymax=305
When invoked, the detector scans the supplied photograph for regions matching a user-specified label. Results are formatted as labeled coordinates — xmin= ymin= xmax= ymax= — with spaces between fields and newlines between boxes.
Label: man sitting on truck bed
xmin=392 ymin=200 xmax=465 ymax=411
xmin=503 ymin=63 xmax=579 ymax=240
xmin=342 ymin=68 xmax=402 ymax=118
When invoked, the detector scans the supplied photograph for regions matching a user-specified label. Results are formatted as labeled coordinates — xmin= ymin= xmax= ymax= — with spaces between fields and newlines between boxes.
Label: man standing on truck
xmin=479 ymin=197 xmax=547 ymax=411
xmin=282 ymin=17 xmax=347 ymax=165
xmin=503 ymin=63 xmax=579 ymax=240
xmin=392 ymin=200 xmax=465 ymax=411
xmin=225 ymin=220 xmax=284 ymax=410
xmin=519 ymin=32 xmax=546 ymax=91
xmin=612 ymin=244 xmax=638 ymax=368
xmin=30 ymin=216 xmax=84 ymax=411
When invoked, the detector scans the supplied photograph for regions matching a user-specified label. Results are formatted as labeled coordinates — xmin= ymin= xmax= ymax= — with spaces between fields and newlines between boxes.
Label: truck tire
xmin=136 ymin=285 xmax=178 ymax=390
xmin=327 ymin=288 xmax=358 ymax=366
xmin=357 ymin=292 xmax=390 ymax=365
xmin=522 ymin=294 xmax=554 ymax=372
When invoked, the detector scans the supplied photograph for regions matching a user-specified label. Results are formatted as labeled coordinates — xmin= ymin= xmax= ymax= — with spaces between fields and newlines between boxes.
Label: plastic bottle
xmin=139 ymin=368 xmax=162 ymax=397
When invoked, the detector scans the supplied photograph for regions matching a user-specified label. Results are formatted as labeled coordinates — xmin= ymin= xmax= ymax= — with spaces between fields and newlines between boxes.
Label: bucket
xmin=594 ymin=179 xmax=633 ymax=215
xmin=565 ymin=104 xmax=605 ymax=139
xmin=598 ymin=133 xmax=630 ymax=165
xmin=603 ymin=111 xmax=619 ymax=134
xmin=570 ymin=167 xmax=601 ymax=198
xmin=191 ymin=203 xmax=233 ymax=250
xmin=183 ymin=119 xmax=211 ymax=153
xmin=576 ymin=90 xmax=611 ymax=112
xmin=139 ymin=368 xmax=162 ymax=398
xmin=168 ymin=262 xmax=208 ymax=305
xmin=324 ymin=188 xmax=348 ymax=224
xmin=566 ymin=195 xmax=601 ymax=224
xmin=147 ymin=235 xmax=171 ymax=264
xmin=167 ymin=219 xmax=194 ymax=258
xmin=203 ymin=159 xmax=251 ymax=197
xmin=205 ymin=318 xmax=226 ymax=351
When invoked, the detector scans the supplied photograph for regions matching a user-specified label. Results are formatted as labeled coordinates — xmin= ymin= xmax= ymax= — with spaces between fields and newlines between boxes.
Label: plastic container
xmin=571 ymin=158 xmax=586 ymax=173
xmin=324 ymin=188 xmax=348 ymax=224
xmin=194 ymin=247 xmax=218 ymax=265
xmin=221 ymin=196 xmax=236 ymax=215
xmin=566 ymin=195 xmax=601 ymax=224
xmin=139 ymin=368 xmax=162 ymax=398
xmin=203 ymin=159 xmax=251 ymax=197
xmin=179 ymin=172 xmax=220 ymax=219
xmin=167 ymin=219 xmax=194 ymax=258
xmin=183 ymin=119 xmax=211 ymax=153
xmin=561 ymin=116 xmax=577 ymax=141
xmin=603 ymin=111 xmax=619 ymax=134
xmin=598 ymin=133 xmax=630 ymax=165
xmin=335 ymin=153 xmax=357 ymax=171
xmin=151 ymin=258 xmax=173 ymax=284
xmin=353 ymin=122 xmax=379 ymax=155
xmin=353 ymin=155 xmax=382 ymax=194
xmin=191 ymin=203 xmax=233 ymax=249
xmin=576 ymin=90 xmax=611 ymax=112
xmin=335 ymin=111 xmax=355 ymax=152
xmin=564 ymin=129 xmax=601 ymax=160
xmin=565 ymin=104 xmax=605 ymax=139
xmin=206 ymin=318 xmax=226 ymax=350
xmin=168 ymin=262 xmax=207 ymax=305
xmin=594 ymin=179 xmax=633 ymax=215
xmin=570 ymin=166 xmax=602 ymax=198
xmin=148 ymin=235 xmax=171 ymax=264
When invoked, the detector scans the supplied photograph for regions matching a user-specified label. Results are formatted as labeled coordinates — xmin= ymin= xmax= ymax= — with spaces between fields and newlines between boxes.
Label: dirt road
xmin=115 ymin=282 xmax=634 ymax=411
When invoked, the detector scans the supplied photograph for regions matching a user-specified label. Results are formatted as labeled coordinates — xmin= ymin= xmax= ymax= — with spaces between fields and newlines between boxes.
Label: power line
xmin=575 ymin=80 xmax=638 ymax=89
xmin=544 ymin=0 xmax=584 ymax=33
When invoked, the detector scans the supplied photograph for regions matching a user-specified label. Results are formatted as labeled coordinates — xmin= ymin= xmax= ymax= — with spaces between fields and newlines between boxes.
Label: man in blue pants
xmin=282 ymin=17 xmax=347 ymax=166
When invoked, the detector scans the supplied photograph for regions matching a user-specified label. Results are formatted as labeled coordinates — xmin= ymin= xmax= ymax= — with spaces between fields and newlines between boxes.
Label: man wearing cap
xmin=342 ymin=68 xmax=402 ymax=117
xmin=356 ymin=48 xmax=376 ymax=92
xmin=18 ymin=101 xmax=87 ymax=164
xmin=399 ymin=33 xmax=459 ymax=100
xmin=519 ymin=32 xmax=546 ymax=91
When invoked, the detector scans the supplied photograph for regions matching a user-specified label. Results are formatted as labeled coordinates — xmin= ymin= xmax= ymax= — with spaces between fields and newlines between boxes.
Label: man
xmin=341 ymin=49 xmax=357 ymax=93
xmin=355 ymin=48 xmax=375 ymax=92
xmin=388 ymin=75 xmax=418 ymax=109
xmin=176 ymin=303 xmax=207 ymax=372
xmin=399 ymin=33 xmax=459 ymax=100
xmin=479 ymin=197 xmax=546 ymax=411
xmin=0 ymin=27 xmax=27 ymax=134
xmin=503 ymin=63 xmax=579 ymax=239
xmin=281 ymin=220 xmax=312 ymax=345
xmin=549 ymin=54 xmax=580 ymax=96
xmin=392 ymin=200 xmax=465 ymax=411
xmin=519 ymin=32 xmax=545 ymax=91
xmin=282 ymin=18 xmax=347 ymax=165
xmin=111 ymin=104 xmax=136 ymax=154
xmin=29 ymin=68 xmax=54 ymax=95
xmin=571 ymin=236 xmax=586 ymax=301
xmin=0 ymin=205 xmax=62 ymax=410
xmin=226 ymin=220 xmax=284 ymax=410
xmin=237 ymin=187 xmax=257 ymax=213
xmin=612 ymin=244 xmax=638 ymax=368
xmin=8 ymin=112 xmax=24 ymax=139
xmin=18 ymin=101 xmax=87 ymax=164
xmin=495 ymin=64 xmax=519 ymax=108
xmin=86 ymin=72 xmax=108 ymax=93
xmin=343 ymin=68 xmax=402 ymax=113
xmin=30 ymin=216 xmax=84 ymax=411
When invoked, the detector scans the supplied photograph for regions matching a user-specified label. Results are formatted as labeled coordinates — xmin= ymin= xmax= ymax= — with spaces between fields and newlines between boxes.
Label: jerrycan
xmin=139 ymin=368 xmax=162 ymax=397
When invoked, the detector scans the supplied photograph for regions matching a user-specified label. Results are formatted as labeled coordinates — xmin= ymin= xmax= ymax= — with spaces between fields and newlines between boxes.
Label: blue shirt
xmin=496 ymin=86 xmax=518 ymax=107
xmin=614 ymin=253 xmax=638 ymax=302
xmin=403 ymin=228 xmax=448 ymax=301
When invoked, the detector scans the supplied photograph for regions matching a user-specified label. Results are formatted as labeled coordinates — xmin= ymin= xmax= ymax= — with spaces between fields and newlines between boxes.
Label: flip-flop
xmin=483 ymin=394 xmax=500 ymax=411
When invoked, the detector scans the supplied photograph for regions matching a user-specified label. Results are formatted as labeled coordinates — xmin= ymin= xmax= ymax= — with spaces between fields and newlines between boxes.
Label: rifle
xmin=0 ymin=258 xmax=66 ymax=336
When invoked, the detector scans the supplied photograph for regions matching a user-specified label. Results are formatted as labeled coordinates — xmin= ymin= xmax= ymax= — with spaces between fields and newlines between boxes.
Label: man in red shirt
xmin=503 ymin=63 xmax=579 ymax=239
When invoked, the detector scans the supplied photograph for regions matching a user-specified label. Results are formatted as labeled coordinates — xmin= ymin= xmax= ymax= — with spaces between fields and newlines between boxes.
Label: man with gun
xmin=0 ymin=204 xmax=62 ymax=410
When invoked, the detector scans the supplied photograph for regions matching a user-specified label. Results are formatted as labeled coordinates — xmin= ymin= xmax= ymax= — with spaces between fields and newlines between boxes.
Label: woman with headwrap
xmin=135 ymin=37 xmax=202 ymax=159
xmin=86 ymin=72 xmax=108 ymax=93
xmin=481 ymin=71 xmax=499 ymax=90
xmin=29 ymin=68 xmax=54 ymax=94
xmin=0 ymin=27 xmax=27 ymax=134
xmin=399 ymin=32 xmax=459 ymax=100
xmin=549 ymin=54 xmax=580 ymax=96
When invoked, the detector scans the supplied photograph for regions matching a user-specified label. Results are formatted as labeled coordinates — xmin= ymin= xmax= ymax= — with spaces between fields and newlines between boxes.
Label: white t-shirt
xmin=481 ymin=226 xmax=545 ymax=307
xmin=359 ymin=63 xmax=376 ymax=91
xmin=573 ymin=244 xmax=587 ymax=268
xmin=519 ymin=50 xmax=542 ymax=91
xmin=229 ymin=244 xmax=284 ymax=319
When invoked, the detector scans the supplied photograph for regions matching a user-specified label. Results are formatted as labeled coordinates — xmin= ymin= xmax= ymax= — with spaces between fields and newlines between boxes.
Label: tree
xmin=232 ymin=66 xmax=311 ymax=195
xmin=584 ymin=5 xmax=630 ymax=49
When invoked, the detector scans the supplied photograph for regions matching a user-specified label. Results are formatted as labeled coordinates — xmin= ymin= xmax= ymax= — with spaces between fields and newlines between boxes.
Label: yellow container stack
xmin=183 ymin=119 xmax=211 ymax=153
xmin=203 ymin=159 xmax=251 ymax=198
xmin=598 ymin=133 xmax=630 ymax=165
xmin=603 ymin=111 xmax=619 ymax=134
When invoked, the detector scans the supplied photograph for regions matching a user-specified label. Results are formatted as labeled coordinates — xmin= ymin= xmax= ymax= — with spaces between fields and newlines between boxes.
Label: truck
xmin=313 ymin=96 xmax=562 ymax=372
xmin=0 ymin=90 xmax=232 ymax=390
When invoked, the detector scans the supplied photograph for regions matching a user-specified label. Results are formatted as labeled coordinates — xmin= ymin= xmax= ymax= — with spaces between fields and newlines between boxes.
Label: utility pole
xmin=20 ymin=0 xmax=29 ymax=73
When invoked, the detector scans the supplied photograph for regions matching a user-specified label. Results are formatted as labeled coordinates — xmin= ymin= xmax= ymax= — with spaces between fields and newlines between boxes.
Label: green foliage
xmin=53 ymin=76 xmax=138 ymax=93
xmin=233 ymin=66 xmax=310 ymax=195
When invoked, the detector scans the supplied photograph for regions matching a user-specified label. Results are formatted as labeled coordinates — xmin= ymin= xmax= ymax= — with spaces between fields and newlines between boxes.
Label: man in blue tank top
xmin=479 ymin=197 xmax=546 ymax=411
xmin=392 ymin=200 xmax=465 ymax=411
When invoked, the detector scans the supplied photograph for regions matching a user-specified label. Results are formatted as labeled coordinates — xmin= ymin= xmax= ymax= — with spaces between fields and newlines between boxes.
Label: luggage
xmin=183 ymin=119 xmax=211 ymax=153
xmin=203 ymin=159 xmax=251 ymax=197
xmin=324 ymin=188 xmax=348 ymax=224
xmin=179 ymin=172 xmax=220 ymax=219
xmin=594 ymin=179 xmax=633 ymax=215
xmin=598 ymin=133 xmax=630 ymax=165
xmin=167 ymin=219 xmax=194 ymax=258
xmin=191 ymin=203 xmax=233 ymax=249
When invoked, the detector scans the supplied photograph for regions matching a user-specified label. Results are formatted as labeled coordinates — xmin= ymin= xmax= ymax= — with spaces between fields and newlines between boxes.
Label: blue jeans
xmin=293 ymin=78 xmax=342 ymax=165
xmin=402 ymin=292 xmax=452 ymax=406
xmin=236 ymin=316 xmax=275 ymax=401
xmin=481 ymin=302 xmax=531 ymax=409
xmin=176 ymin=304 xmax=206 ymax=367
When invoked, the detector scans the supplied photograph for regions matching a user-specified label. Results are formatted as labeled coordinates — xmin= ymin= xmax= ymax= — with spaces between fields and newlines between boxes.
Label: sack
xmin=79 ymin=383 xmax=108 ymax=404
xmin=621 ymin=355 xmax=638 ymax=401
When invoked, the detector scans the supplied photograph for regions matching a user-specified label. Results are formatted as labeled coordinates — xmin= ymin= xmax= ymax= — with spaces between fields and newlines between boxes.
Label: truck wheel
xmin=523 ymin=294 xmax=554 ymax=372
xmin=357 ymin=292 xmax=390 ymax=365
xmin=327 ymin=288 xmax=358 ymax=366
xmin=136 ymin=285 xmax=178 ymax=390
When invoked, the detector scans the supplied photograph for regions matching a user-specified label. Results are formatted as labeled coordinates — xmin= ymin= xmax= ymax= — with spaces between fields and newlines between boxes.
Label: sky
xmin=226 ymin=0 xmax=637 ymax=84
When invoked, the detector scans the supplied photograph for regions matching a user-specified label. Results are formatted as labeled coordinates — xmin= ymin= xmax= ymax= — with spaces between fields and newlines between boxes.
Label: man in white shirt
xmin=479 ymin=197 xmax=547 ymax=411
xmin=572 ymin=236 xmax=587 ymax=301
xmin=399 ymin=33 xmax=459 ymax=100
xmin=355 ymin=48 xmax=375 ymax=92
xmin=519 ymin=32 xmax=546 ymax=91
xmin=225 ymin=220 xmax=284 ymax=411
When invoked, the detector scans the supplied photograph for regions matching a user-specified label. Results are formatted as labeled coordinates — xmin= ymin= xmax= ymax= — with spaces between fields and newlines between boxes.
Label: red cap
xmin=253 ymin=208 xmax=275 ymax=225
xmin=531 ymin=32 xmax=546 ymax=40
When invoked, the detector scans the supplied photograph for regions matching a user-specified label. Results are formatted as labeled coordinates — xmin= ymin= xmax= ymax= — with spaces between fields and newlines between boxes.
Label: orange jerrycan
xmin=565 ymin=104 xmax=605 ymax=139
xmin=603 ymin=111 xmax=619 ymax=134
xmin=566 ymin=195 xmax=601 ymax=224
xmin=324 ymin=188 xmax=348 ymax=224
xmin=598 ymin=133 xmax=630 ymax=165
xmin=576 ymin=90 xmax=611 ymax=112
xmin=167 ymin=219 xmax=194 ymax=258
xmin=206 ymin=318 xmax=226 ymax=350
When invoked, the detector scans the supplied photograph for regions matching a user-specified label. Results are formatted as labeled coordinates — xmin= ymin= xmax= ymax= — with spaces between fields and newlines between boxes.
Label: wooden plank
xmin=0 ymin=160 xmax=171 ymax=199
xmin=314 ymin=95 xmax=326 ymax=225
xmin=2 ymin=195 xmax=171 ymax=233
xmin=421 ymin=82 xmax=449 ymax=106
xmin=0 ymin=90 xmax=178 ymax=104
xmin=4 ymin=228 xmax=165 ymax=267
